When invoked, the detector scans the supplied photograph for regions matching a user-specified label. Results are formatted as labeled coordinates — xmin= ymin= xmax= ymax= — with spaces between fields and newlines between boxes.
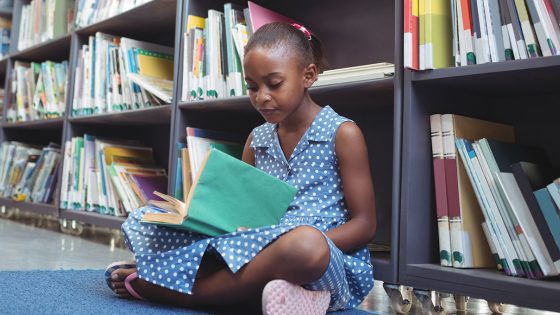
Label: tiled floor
xmin=0 ymin=209 xmax=558 ymax=315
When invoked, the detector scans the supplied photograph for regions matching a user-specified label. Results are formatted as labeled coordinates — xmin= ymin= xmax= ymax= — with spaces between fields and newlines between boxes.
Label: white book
xmin=475 ymin=0 xmax=491 ymax=64
xmin=497 ymin=172 xmax=559 ymax=276
xmin=456 ymin=139 xmax=516 ymax=274
xmin=86 ymin=168 xmax=100 ymax=211
xmin=473 ymin=142 xmax=529 ymax=275
xmin=60 ymin=141 xmax=73 ymax=209
xmin=314 ymin=64 xmax=394 ymax=87
xmin=484 ymin=0 xmax=506 ymax=62
xmin=207 ymin=10 xmax=226 ymax=99
xmin=94 ymin=33 xmax=119 ymax=114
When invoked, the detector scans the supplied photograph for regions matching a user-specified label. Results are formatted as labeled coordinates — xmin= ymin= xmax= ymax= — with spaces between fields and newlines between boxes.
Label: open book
xmin=141 ymin=149 xmax=298 ymax=236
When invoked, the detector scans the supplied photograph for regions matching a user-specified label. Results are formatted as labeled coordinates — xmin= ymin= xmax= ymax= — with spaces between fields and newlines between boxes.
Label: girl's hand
xmin=237 ymin=227 xmax=248 ymax=232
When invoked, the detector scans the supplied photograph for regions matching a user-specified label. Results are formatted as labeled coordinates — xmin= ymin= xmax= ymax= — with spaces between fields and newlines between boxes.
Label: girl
xmin=106 ymin=22 xmax=377 ymax=314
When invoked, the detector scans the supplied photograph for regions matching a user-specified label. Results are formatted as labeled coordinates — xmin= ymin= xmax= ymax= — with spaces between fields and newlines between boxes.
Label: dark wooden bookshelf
xmin=59 ymin=210 xmax=127 ymax=230
xmin=10 ymin=33 xmax=72 ymax=62
xmin=68 ymin=106 xmax=172 ymax=125
xmin=401 ymin=51 xmax=560 ymax=311
xmin=0 ymin=197 xmax=58 ymax=216
xmin=2 ymin=117 xmax=65 ymax=129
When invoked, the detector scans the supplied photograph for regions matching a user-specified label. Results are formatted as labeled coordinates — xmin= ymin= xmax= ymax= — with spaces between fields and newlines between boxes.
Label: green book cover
xmin=142 ymin=149 xmax=298 ymax=237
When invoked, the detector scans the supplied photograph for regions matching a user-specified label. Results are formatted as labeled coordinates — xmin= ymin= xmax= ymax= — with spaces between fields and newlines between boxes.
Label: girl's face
xmin=243 ymin=46 xmax=315 ymax=124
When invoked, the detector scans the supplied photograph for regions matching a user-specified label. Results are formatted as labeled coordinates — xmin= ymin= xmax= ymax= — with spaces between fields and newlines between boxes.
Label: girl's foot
xmin=110 ymin=267 xmax=137 ymax=299
xmin=262 ymin=280 xmax=330 ymax=315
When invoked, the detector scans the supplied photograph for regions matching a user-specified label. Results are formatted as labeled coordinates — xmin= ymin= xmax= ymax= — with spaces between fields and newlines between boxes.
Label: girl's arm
xmin=324 ymin=122 xmax=377 ymax=253
xmin=242 ymin=133 xmax=256 ymax=167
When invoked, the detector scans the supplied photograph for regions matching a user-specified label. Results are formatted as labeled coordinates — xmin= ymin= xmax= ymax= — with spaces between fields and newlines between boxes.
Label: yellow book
xmin=186 ymin=15 xmax=205 ymax=32
xmin=136 ymin=49 xmax=175 ymax=81
xmin=181 ymin=148 xmax=191 ymax=202
xmin=431 ymin=0 xmax=453 ymax=69
xmin=103 ymin=147 xmax=154 ymax=166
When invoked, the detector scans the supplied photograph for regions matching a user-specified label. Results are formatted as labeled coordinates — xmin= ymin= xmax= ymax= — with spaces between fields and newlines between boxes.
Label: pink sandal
xmin=262 ymin=280 xmax=330 ymax=315
xmin=124 ymin=272 xmax=146 ymax=300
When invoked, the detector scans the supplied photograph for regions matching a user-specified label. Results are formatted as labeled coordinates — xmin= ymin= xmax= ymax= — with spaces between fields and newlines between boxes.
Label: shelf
xmin=59 ymin=210 xmax=127 ymax=230
xmin=411 ymin=55 xmax=560 ymax=97
xmin=75 ymin=0 xmax=177 ymax=44
xmin=0 ymin=197 xmax=57 ymax=217
xmin=68 ymin=106 xmax=172 ymax=125
xmin=2 ymin=117 xmax=65 ymax=130
xmin=404 ymin=264 xmax=560 ymax=312
xmin=10 ymin=33 xmax=72 ymax=62
xmin=178 ymin=77 xmax=395 ymax=113
xmin=370 ymin=252 xmax=392 ymax=282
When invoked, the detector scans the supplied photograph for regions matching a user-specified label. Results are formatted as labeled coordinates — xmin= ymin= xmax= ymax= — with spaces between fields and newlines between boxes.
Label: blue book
xmin=547 ymin=183 xmax=560 ymax=212
xmin=535 ymin=189 xmax=560 ymax=253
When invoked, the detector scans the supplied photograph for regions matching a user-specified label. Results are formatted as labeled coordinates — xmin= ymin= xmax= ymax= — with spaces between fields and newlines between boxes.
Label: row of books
xmin=430 ymin=114 xmax=560 ymax=279
xmin=17 ymin=0 xmax=74 ymax=51
xmin=181 ymin=2 xmax=395 ymax=102
xmin=74 ymin=0 xmax=152 ymax=28
xmin=59 ymin=135 xmax=167 ymax=217
xmin=173 ymin=128 xmax=245 ymax=201
xmin=72 ymin=34 xmax=173 ymax=116
xmin=404 ymin=0 xmax=560 ymax=70
xmin=6 ymin=60 xmax=69 ymax=123
xmin=0 ymin=142 xmax=61 ymax=204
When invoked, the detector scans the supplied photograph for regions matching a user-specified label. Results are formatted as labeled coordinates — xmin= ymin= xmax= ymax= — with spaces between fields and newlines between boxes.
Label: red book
xmin=404 ymin=0 xmax=420 ymax=70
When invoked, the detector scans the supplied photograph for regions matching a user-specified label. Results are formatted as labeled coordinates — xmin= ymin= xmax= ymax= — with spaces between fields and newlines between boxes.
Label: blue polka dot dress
xmin=121 ymin=105 xmax=374 ymax=312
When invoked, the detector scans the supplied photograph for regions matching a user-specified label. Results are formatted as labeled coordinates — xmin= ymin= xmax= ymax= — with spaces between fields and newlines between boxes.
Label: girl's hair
xmin=244 ymin=22 xmax=329 ymax=73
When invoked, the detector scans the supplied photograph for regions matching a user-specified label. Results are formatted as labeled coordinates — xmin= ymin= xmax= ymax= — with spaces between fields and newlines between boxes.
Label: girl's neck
xmin=278 ymin=93 xmax=321 ymax=133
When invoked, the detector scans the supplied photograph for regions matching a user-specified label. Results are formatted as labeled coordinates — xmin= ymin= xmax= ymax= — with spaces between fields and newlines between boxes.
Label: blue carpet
xmin=0 ymin=270 xmax=378 ymax=314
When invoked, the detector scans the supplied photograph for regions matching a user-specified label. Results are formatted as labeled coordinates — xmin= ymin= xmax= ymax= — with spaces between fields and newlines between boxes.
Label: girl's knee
xmin=280 ymin=226 xmax=330 ymax=266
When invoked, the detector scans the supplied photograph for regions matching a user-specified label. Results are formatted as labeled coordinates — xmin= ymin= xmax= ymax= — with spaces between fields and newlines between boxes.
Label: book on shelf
xmin=404 ymin=0 xmax=420 ymax=70
xmin=186 ymin=127 xmax=246 ymax=179
xmin=6 ymin=60 xmax=69 ymax=123
xmin=59 ymin=135 xmax=167 ymax=217
xmin=72 ymin=33 xmax=174 ymax=116
xmin=429 ymin=114 xmax=453 ymax=267
xmin=0 ymin=26 xmax=10 ymax=59
xmin=17 ymin=0 xmax=74 ymax=51
xmin=0 ymin=142 xmax=61 ymax=204
xmin=431 ymin=114 xmax=560 ymax=280
xmin=173 ymin=142 xmax=186 ymax=201
xmin=313 ymin=63 xmax=395 ymax=87
xmin=74 ymin=0 xmax=153 ymax=28
xmin=406 ymin=0 xmax=560 ymax=69
xmin=141 ymin=149 xmax=298 ymax=237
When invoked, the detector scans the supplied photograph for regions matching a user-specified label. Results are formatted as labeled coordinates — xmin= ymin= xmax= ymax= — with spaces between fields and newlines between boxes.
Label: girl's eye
xmin=269 ymin=82 xmax=282 ymax=89
xmin=247 ymin=86 xmax=258 ymax=92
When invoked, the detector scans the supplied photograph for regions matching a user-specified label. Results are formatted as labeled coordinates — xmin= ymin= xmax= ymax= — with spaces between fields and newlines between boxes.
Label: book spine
xmin=430 ymin=115 xmax=453 ymax=267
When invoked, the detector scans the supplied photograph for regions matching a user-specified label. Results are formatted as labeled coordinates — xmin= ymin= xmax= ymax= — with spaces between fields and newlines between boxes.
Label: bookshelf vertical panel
xmin=1 ymin=57 xmax=11 ymax=128
xmin=167 ymin=0 xmax=185 ymax=195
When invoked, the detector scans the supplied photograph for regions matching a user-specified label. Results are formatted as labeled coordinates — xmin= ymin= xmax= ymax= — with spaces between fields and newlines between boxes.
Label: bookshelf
xmin=0 ymin=0 xmax=404 ymax=286
xmin=400 ymin=54 xmax=560 ymax=311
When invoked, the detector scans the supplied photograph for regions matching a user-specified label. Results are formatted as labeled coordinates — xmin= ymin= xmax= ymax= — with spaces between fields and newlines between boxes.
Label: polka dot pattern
xmin=121 ymin=106 xmax=373 ymax=312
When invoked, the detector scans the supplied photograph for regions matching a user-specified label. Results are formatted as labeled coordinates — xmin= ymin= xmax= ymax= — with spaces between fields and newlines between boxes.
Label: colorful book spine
xmin=405 ymin=0 xmax=420 ymax=70
xmin=430 ymin=115 xmax=452 ymax=267
xmin=513 ymin=0 xmax=540 ymax=57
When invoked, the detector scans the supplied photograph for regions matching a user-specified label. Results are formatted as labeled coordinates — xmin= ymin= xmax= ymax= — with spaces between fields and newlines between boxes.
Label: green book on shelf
xmin=141 ymin=149 xmax=298 ymax=237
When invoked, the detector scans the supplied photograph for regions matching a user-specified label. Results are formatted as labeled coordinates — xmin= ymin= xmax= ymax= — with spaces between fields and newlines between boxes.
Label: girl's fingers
xmin=237 ymin=227 xmax=248 ymax=232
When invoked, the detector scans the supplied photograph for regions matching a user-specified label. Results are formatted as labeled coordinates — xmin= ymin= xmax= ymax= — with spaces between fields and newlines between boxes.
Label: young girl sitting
xmin=106 ymin=22 xmax=377 ymax=314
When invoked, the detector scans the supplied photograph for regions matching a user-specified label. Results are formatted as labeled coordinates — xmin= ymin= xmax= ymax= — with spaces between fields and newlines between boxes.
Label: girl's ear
xmin=303 ymin=64 xmax=318 ymax=89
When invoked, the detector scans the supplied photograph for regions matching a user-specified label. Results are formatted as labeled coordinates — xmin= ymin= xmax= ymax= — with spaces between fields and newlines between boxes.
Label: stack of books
xmin=72 ymin=33 xmax=174 ymax=116
xmin=314 ymin=63 xmax=395 ymax=87
xmin=173 ymin=128 xmax=245 ymax=201
xmin=59 ymin=135 xmax=167 ymax=217
xmin=74 ymin=0 xmax=153 ymax=28
xmin=180 ymin=1 xmax=298 ymax=101
xmin=430 ymin=114 xmax=560 ymax=279
xmin=17 ymin=0 xmax=74 ymax=51
xmin=0 ymin=142 xmax=61 ymax=204
xmin=6 ymin=60 xmax=69 ymax=123
xmin=404 ymin=0 xmax=560 ymax=70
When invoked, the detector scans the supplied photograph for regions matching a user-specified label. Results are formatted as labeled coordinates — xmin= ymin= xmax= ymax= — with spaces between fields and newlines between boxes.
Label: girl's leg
xmin=112 ymin=225 xmax=330 ymax=307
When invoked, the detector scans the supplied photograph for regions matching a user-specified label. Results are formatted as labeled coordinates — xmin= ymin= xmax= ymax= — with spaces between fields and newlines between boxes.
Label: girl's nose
xmin=256 ymin=89 xmax=271 ymax=103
